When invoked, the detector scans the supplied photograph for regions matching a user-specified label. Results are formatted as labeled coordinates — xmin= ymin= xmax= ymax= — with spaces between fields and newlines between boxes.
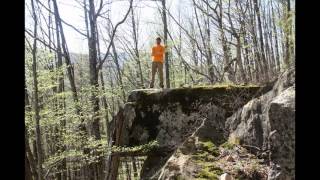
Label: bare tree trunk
xmin=236 ymin=36 xmax=247 ymax=83
xmin=52 ymin=1 xmax=67 ymax=178
xmin=31 ymin=1 xmax=43 ymax=179
xmin=271 ymin=0 xmax=281 ymax=72
xmin=262 ymin=3 xmax=275 ymax=78
xmin=87 ymin=0 xmax=101 ymax=140
xmin=68 ymin=168 xmax=72 ymax=180
xmin=111 ymin=40 xmax=126 ymax=101
xmin=86 ymin=1 xmax=104 ymax=179
xmin=162 ymin=0 xmax=170 ymax=88
xmin=131 ymin=8 xmax=144 ymax=88
xmin=284 ymin=0 xmax=293 ymax=68
xmin=263 ymin=15 xmax=272 ymax=78
xmin=32 ymin=139 xmax=38 ymax=166
xmin=125 ymin=158 xmax=131 ymax=180
xmin=131 ymin=157 xmax=138 ymax=179
xmin=248 ymin=0 xmax=264 ymax=82
xmin=25 ymin=85 xmax=38 ymax=180
xmin=217 ymin=0 xmax=233 ymax=82
xmin=192 ymin=0 xmax=215 ymax=83
xmin=243 ymin=33 xmax=252 ymax=82
xmin=252 ymin=30 xmax=263 ymax=82
xmin=170 ymin=50 xmax=175 ymax=88
xmin=267 ymin=4 xmax=276 ymax=76
xmin=95 ymin=13 xmax=110 ymax=179
xmin=99 ymin=70 xmax=110 ymax=137
xmin=25 ymin=153 xmax=33 ymax=180
xmin=189 ymin=20 xmax=198 ymax=67
xmin=52 ymin=0 xmax=82 ymax=119
xmin=253 ymin=0 xmax=269 ymax=82
xmin=73 ymin=0 xmax=100 ymax=178
xmin=205 ymin=2 xmax=215 ymax=83
xmin=25 ymin=116 xmax=38 ymax=180
xmin=106 ymin=108 xmax=125 ymax=180
xmin=26 ymin=126 xmax=38 ymax=180
xmin=109 ymin=70 xmax=116 ymax=117
xmin=53 ymin=0 xmax=86 ymax=177
xmin=178 ymin=5 xmax=184 ymax=86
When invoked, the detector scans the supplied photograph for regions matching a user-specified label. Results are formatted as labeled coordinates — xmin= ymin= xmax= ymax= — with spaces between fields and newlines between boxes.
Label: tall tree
xmin=230 ymin=0 xmax=247 ymax=83
xmin=192 ymin=0 xmax=216 ymax=83
xmin=52 ymin=0 xmax=67 ymax=178
xmin=131 ymin=8 xmax=144 ymax=88
xmin=161 ymin=0 xmax=170 ymax=88
xmin=31 ymin=0 xmax=44 ymax=178
xmin=87 ymin=0 xmax=101 ymax=140
xmin=25 ymin=81 xmax=38 ymax=180
xmin=271 ymin=0 xmax=281 ymax=72
xmin=204 ymin=1 xmax=216 ymax=83
xmin=284 ymin=0 xmax=293 ymax=68
xmin=253 ymin=0 xmax=269 ymax=81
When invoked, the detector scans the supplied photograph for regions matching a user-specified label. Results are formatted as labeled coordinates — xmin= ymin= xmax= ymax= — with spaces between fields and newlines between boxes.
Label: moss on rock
xmin=196 ymin=163 xmax=223 ymax=180
xmin=128 ymin=86 xmax=263 ymax=117
xmin=221 ymin=141 xmax=236 ymax=150
xmin=199 ymin=140 xmax=219 ymax=156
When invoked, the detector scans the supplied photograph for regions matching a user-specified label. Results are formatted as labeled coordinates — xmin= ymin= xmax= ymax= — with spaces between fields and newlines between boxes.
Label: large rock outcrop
xmin=225 ymin=68 xmax=295 ymax=179
xmin=120 ymin=86 xmax=267 ymax=179
xmin=112 ymin=68 xmax=295 ymax=180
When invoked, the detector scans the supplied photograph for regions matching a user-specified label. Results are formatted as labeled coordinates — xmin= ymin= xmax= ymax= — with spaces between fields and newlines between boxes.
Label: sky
xmin=25 ymin=0 xmax=295 ymax=55
xmin=25 ymin=0 xmax=185 ymax=54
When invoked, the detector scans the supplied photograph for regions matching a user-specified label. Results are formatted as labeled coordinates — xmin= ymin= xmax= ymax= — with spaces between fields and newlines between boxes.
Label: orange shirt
xmin=151 ymin=44 xmax=165 ymax=63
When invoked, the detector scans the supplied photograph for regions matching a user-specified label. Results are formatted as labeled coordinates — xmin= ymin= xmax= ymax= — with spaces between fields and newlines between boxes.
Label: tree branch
xmin=167 ymin=30 xmax=213 ymax=81
xmin=36 ymin=0 xmax=87 ymax=37
xmin=98 ymin=0 xmax=134 ymax=71
xmin=61 ymin=19 xmax=88 ymax=37
xmin=164 ymin=5 xmax=207 ymax=58
xmin=25 ymin=29 xmax=58 ymax=52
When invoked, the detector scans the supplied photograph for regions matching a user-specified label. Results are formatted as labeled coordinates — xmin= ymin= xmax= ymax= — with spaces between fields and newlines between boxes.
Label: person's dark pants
xmin=150 ymin=61 xmax=164 ymax=88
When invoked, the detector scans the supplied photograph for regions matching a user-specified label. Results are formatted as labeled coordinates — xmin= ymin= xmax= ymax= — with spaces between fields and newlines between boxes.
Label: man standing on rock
xmin=150 ymin=37 xmax=165 ymax=88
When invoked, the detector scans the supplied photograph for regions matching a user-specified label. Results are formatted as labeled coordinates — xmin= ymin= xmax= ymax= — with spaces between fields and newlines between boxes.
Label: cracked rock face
xmin=122 ymin=86 xmax=262 ymax=179
xmin=132 ymin=102 xmax=228 ymax=179
xmin=118 ymin=68 xmax=295 ymax=180
xmin=268 ymin=86 xmax=295 ymax=179
xmin=225 ymin=68 xmax=295 ymax=179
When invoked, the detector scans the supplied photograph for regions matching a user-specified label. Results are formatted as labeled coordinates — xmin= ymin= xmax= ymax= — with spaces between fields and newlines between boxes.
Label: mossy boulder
xmin=121 ymin=85 xmax=266 ymax=179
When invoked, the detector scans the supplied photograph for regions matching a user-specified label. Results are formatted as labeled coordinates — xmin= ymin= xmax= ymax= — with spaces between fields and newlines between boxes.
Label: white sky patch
xmin=25 ymin=0 xmax=295 ymax=56
xmin=25 ymin=0 xmax=195 ymax=54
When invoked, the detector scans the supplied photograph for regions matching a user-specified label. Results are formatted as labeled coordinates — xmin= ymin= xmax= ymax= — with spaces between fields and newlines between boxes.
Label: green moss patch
xmin=199 ymin=140 xmax=219 ymax=156
xmin=130 ymin=86 xmax=262 ymax=116
xmin=221 ymin=141 xmax=236 ymax=150
xmin=195 ymin=163 xmax=223 ymax=180
xmin=192 ymin=151 xmax=215 ymax=162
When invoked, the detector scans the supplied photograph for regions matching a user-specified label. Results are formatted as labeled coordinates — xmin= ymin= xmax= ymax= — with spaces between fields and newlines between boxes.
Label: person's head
xmin=156 ymin=37 xmax=161 ymax=45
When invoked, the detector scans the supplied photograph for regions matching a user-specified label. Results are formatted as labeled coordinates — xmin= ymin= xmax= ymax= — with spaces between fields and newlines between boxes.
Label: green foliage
xmin=43 ymin=140 xmax=159 ymax=170
xmin=193 ymin=151 xmax=215 ymax=162
xmin=221 ymin=141 xmax=236 ymax=150
xmin=198 ymin=140 xmax=219 ymax=157
xmin=196 ymin=163 xmax=223 ymax=180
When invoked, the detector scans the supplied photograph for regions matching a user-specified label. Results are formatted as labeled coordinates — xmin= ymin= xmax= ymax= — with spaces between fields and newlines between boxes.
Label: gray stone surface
xmin=116 ymin=68 xmax=295 ymax=180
